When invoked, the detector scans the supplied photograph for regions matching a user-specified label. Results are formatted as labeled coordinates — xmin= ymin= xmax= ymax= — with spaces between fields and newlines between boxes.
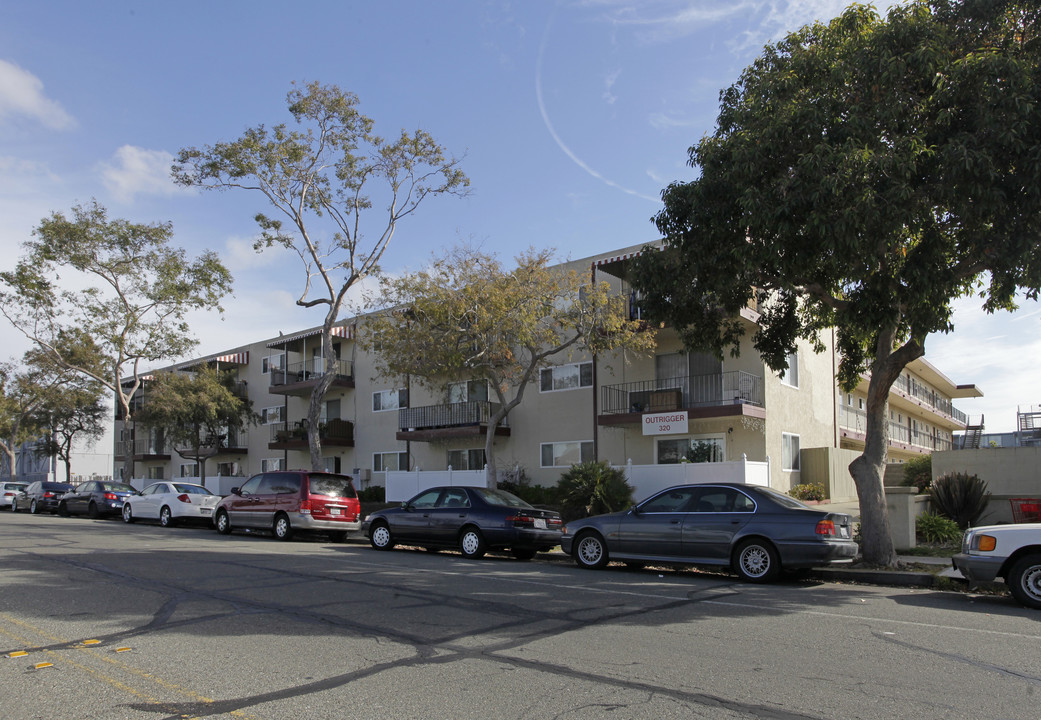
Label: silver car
xmin=1 ymin=481 xmax=28 ymax=510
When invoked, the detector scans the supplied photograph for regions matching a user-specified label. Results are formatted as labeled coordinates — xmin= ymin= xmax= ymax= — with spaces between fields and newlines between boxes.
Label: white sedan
xmin=122 ymin=482 xmax=221 ymax=527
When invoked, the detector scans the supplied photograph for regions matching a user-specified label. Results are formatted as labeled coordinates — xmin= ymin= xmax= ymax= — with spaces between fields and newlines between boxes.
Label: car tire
xmin=369 ymin=522 xmax=395 ymax=550
xmin=159 ymin=506 xmax=175 ymax=528
xmin=459 ymin=527 xmax=486 ymax=559
xmin=511 ymin=548 xmax=537 ymax=561
xmin=30 ymin=499 xmax=39 ymax=514
xmin=122 ymin=503 xmax=135 ymax=523
xmin=214 ymin=510 xmax=232 ymax=535
xmin=273 ymin=512 xmax=293 ymax=541
xmin=87 ymin=501 xmax=99 ymax=519
xmin=58 ymin=501 xmax=70 ymax=517
xmin=574 ymin=531 xmax=609 ymax=569
xmin=1007 ymin=553 xmax=1041 ymax=609
xmin=733 ymin=538 xmax=781 ymax=583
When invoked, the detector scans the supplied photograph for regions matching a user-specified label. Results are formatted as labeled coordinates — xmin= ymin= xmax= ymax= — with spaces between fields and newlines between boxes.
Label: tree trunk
xmin=307 ymin=347 xmax=337 ymax=472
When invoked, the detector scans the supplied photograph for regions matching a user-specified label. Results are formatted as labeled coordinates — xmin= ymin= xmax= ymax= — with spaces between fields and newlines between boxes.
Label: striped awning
xmin=170 ymin=349 xmax=251 ymax=371
xmin=593 ymin=251 xmax=642 ymax=267
xmin=215 ymin=352 xmax=249 ymax=365
xmin=266 ymin=323 xmax=355 ymax=348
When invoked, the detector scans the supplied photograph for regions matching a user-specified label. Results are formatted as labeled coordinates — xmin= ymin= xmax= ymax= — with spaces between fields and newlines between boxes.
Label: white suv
xmin=953 ymin=524 xmax=1041 ymax=609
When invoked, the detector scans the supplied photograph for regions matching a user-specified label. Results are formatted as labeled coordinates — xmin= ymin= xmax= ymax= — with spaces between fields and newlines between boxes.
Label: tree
xmin=0 ymin=362 xmax=47 ymax=479
xmin=0 ymin=201 xmax=233 ymax=482
xmin=134 ymin=366 xmax=258 ymax=484
xmin=362 ymin=245 xmax=656 ymax=485
xmin=172 ymin=81 xmax=469 ymax=471
xmin=631 ymin=0 xmax=1041 ymax=565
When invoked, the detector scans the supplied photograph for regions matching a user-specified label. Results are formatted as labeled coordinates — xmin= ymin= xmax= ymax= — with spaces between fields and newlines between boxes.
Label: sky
xmin=1 ymin=0 xmax=1038 ymax=432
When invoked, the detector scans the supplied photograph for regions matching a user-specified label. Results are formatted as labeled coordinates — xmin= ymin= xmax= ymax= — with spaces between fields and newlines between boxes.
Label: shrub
xmin=915 ymin=512 xmax=962 ymax=545
xmin=788 ymin=483 xmax=826 ymax=502
xmin=499 ymin=480 xmax=560 ymax=507
xmin=556 ymin=461 xmax=634 ymax=522
xmin=903 ymin=455 xmax=932 ymax=493
xmin=929 ymin=472 xmax=991 ymax=530
xmin=356 ymin=486 xmax=385 ymax=503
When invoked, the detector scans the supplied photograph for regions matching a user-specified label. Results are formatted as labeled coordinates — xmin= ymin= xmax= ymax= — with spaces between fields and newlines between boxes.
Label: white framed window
xmin=261 ymin=458 xmax=284 ymax=472
xmin=540 ymin=441 xmax=594 ymax=468
xmin=262 ymin=406 xmax=285 ymax=424
xmin=262 ymin=354 xmax=285 ymax=374
xmin=147 ymin=466 xmax=164 ymax=480
xmin=779 ymin=350 xmax=799 ymax=388
xmin=179 ymin=463 xmax=199 ymax=478
xmin=782 ymin=433 xmax=801 ymax=471
xmin=373 ymin=388 xmax=408 ymax=412
xmin=216 ymin=462 xmax=242 ymax=477
xmin=656 ymin=435 xmax=725 ymax=464
xmin=448 ymin=380 xmax=488 ymax=404
xmin=540 ymin=362 xmax=593 ymax=392
xmin=447 ymin=448 xmax=486 ymax=470
xmin=373 ymin=451 xmax=408 ymax=472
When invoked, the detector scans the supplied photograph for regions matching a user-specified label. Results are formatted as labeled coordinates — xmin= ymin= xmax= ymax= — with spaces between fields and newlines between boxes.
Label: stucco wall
xmin=932 ymin=447 xmax=1041 ymax=524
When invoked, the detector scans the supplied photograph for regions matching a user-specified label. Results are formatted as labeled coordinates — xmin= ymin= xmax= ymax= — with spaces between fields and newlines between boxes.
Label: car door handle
xmin=670 ymin=519 xmax=680 ymax=524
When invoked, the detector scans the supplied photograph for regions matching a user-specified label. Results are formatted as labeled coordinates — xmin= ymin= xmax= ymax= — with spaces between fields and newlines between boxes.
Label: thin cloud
xmin=98 ymin=145 xmax=192 ymax=203
xmin=0 ymin=59 xmax=76 ymax=130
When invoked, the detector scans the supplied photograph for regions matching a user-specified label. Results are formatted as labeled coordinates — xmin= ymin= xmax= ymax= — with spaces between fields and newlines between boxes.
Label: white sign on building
xmin=642 ymin=411 xmax=689 ymax=436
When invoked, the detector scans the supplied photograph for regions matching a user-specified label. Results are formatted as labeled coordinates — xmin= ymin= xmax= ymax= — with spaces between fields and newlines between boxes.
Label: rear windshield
xmin=172 ymin=484 xmax=214 ymax=495
xmin=43 ymin=483 xmax=74 ymax=492
xmin=472 ymin=487 xmax=532 ymax=509
xmin=307 ymin=474 xmax=357 ymax=498
xmin=756 ymin=486 xmax=810 ymax=510
xmin=102 ymin=483 xmax=136 ymax=493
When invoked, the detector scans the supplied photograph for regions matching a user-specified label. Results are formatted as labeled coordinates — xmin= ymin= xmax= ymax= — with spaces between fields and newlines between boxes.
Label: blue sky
xmin=1 ymin=0 xmax=1037 ymax=432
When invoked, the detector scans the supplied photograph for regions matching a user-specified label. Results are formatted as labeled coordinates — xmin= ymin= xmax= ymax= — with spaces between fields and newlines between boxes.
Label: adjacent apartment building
xmin=114 ymin=244 xmax=980 ymax=494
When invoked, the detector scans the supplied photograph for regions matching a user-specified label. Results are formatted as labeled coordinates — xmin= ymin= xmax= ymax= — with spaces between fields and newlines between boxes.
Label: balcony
xmin=268 ymin=419 xmax=354 ymax=450
xmin=838 ymin=405 xmax=953 ymax=452
xmin=268 ymin=359 xmax=354 ymax=396
xmin=114 ymin=438 xmax=170 ymax=461
xmin=397 ymin=402 xmax=510 ymax=442
xmin=173 ymin=429 xmax=249 ymax=456
xmin=598 ymin=372 xmax=765 ymax=426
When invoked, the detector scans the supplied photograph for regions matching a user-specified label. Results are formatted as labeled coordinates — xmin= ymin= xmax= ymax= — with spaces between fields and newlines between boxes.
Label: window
xmin=179 ymin=463 xmax=199 ymax=478
xmin=448 ymin=380 xmax=488 ymax=403
xmin=540 ymin=441 xmax=593 ymax=468
xmin=261 ymin=458 xmax=284 ymax=472
xmin=447 ymin=448 xmax=485 ymax=470
xmin=540 ymin=362 xmax=593 ymax=392
xmin=373 ymin=388 xmax=408 ymax=412
xmin=262 ymin=406 xmax=285 ymax=424
xmin=262 ymin=354 xmax=285 ymax=374
xmin=373 ymin=451 xmax=408 ymax=472
xmin=640 ymin=487 xmax=697 ymax=513
xmin=782 ymin=433 xmax=801 ymax=471
xmin=656 ymin=436 xmax=725 ymax=464
xmin=147 ymin=466 xmax=164 ymax=480
xmin=780 ymin=350 xmax=799 ymax=388
xmin=216 ymin=462 xmax=243 ymax=477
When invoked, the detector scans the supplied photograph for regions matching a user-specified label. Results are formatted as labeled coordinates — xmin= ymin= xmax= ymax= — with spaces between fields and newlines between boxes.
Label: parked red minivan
xmin=213 ymin=471 xmax=361 ymax=541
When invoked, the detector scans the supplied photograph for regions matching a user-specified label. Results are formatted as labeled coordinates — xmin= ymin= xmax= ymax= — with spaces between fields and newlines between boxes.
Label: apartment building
xmin=113 ymin=244 xmax=979 ymax=492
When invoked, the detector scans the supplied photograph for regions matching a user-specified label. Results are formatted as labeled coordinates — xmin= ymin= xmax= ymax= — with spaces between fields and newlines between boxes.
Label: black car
xmin=12 ymin=481 xmax=75 ymax=514
xmin=365 ymin=486 xmax=562 ymax=560
xmin=58 ymin=481 xmax=137 ymax=518
xmin=560 ymin=483 xmax=858 ymax=582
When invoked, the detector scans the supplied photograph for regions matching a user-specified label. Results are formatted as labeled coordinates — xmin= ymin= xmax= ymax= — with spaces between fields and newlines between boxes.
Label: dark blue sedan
xmin=560 ymin=483 xmax=858 ymax=582
xmin=58 ymin=481 xmax=137 ymax=519
xmin=365 ymin=486 xmax=562 ymax=560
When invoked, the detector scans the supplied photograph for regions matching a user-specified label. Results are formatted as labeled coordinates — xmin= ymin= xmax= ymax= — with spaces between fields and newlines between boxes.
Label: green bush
xmin=903 ymin=455 xmax=933 ymax=493
xmin=929 ymin=472 xmax=991 ymax=530
xmin=498 ymin=479 xmax=560 ymax=507
xmin=788 ymin=483 xmax=826 ymax=502
xmin=915 ymin=512 xmax=962 ymax=545
xmin=356 ymin=486 xmax=385 ymax=503
xmin=556 ymin=461 xmax=634 ymax=522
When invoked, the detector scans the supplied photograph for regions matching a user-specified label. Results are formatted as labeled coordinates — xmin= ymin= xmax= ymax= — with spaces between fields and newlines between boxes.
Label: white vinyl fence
xmin=385 ymin=468 xmax=488 ymax=503
xmin=129 ymin=475 xmax=247 ymax=496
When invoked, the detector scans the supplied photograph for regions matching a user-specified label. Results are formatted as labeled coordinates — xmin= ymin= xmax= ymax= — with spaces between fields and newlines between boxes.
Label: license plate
xmin=840 ymin=526 xmax=849 ymax=538
xmin=201 ymin=508 xmax=212 ymax=515
xmin=534 ymin=519 xmax=546 ymax=529
xmin=329 ymin=508 xmax=341 ymax=516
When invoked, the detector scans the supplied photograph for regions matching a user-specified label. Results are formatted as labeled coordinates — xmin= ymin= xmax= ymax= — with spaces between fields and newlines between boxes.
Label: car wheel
xmin=159 ymin=506 xmax=176 ymax=528
xmin=459 ymin=527 xmax=486 ymax=558
xmin=58 ymin=501 xmax=70 ymax=517
xmin=733 ymin=538 xmax=781 ymax=583
xmin=574 ymin=531 xmax=609 ymax=569
xmin=214 ymin=510 xmax=231 ymax=535
xmin=122 ymin=503 xmax=135 ymax=523
xmin=1007 ymin=553 xmax=1041 ymax=609
xmin=273 ymin=512 xmax=293 ymax=541
xmin=87 ymin=501 xmax=99 ymax=519
xmin=369 ymin=521 xmax=395 ymax=550
xmin=30 ymin=499 xmax=39 ymax=514
xmin=512 ymin=548 xmax=537 ymax=561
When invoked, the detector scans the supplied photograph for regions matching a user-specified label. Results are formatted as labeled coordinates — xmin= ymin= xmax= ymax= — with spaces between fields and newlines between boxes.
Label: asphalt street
xmin=1 ymin=511 xmax=1039 ymax=720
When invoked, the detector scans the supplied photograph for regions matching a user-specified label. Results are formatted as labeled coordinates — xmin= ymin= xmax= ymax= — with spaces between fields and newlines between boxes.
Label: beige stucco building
xmin=114 ymin=244 xmax=979 ymax=495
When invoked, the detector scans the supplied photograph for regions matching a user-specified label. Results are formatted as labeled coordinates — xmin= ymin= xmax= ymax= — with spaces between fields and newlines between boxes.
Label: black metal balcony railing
xmin=116 ymin=438 xmax=168 ymax=457
xmin=600 ymin=372 xmax=764 ymax=415
xmin=892 ymin=375 xmax=968 ymax=424
xmin=399 ymin=402 xmax=507 ymax=432
xmin=269 ymin=419 xmax=354 ymax=444
xmin=269 ymin=359 xmax=353 ymax=388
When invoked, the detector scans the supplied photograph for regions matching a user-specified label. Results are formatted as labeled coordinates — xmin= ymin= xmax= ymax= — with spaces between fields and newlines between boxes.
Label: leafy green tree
xmin=173 ymin=81 xmax=469 ymax=471
xmin=0 ymin=362 xmax=48 ymax=479
xmin=631 ymin=0 xmax=1041 ymax=565
xmin=0 ymin=201 xmax=233 ymax=482
xmin=134 ymin=366 xmax=258 ymax=484
xmin=362 ymin=245 xmax=656 ymax=485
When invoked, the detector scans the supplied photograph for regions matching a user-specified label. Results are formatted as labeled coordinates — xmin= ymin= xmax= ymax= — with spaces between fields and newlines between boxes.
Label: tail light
xmin=176 ymin=494 xmax=192 ymax=504
xmin=104 ymin=493 xmax=119 ymax=501
xmin=2 ymin=492 xmax=12 ymax=498
xmin=547 ymin=518 xmax=562 ymax=527
xmin=505 ymin=514 xmax=536 ymax=526
xmin=298 ymin=499 xmax=312 ymax=514
xmin=815 ymin=519 xmax=836 ymax=536
xmin=43 ymin=492 xmax=55 ymax=498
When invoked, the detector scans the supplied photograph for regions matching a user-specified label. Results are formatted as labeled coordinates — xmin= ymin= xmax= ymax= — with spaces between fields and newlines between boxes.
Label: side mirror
xmin=401 ymin=501 xmax=411 ymax=510
xmin=628 ymin=504 xmax=640 ymax=516
xmin=231 ymin=487 xmax=241 ymax=496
